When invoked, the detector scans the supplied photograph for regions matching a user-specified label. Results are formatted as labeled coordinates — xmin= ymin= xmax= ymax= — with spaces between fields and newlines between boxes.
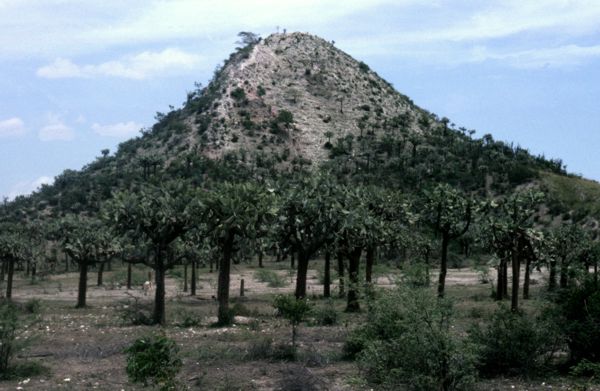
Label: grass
xmin=254 ymin=269 xmax=287 ymax=287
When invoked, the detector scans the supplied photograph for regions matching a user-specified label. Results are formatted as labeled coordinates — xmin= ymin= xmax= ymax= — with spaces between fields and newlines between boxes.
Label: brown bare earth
xmin=0 ymin=261 xmax=597 ymax=391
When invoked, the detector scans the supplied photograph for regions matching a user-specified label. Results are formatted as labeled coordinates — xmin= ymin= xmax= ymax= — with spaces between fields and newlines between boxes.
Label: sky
xmin=2 ymin=0 xmax=600 ymax=199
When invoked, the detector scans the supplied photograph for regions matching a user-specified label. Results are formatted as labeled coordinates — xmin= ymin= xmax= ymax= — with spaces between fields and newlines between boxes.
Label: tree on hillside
xmin=236 ymin=31 xmax=260 ymax=48
xmin=547 ymin=224 xmax=589 ymax=290
xmin=58 ymin=215 xmax=119 ymax=308
xmin=277 ymin=174 xmax=339 ymax=299
xmin=482 ymin=190 xmax=543 ymax=311
xmin=107 ymin=181 xmax=200 ymax=324
xmin=203 ymin=182 xmax=277 ymax=325
xmin=0 ymin=223 xmax=27 ymax=300
xmin=423 ymin=184 xmax=473 ymax=298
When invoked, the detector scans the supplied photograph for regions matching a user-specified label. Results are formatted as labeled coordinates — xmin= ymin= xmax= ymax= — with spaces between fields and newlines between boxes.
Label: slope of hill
xmin=1 ymin=32 xmax=598 ymax=226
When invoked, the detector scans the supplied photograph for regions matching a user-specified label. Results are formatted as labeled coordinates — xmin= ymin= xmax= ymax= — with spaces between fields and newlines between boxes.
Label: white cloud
xmin=0 ymin=117 xmax=26 ymax=138
xmin=92 ymin=121 xmax=142 ymax=137
xmin=37 ymin=48 xmax=203 ymax=79
xmin=39 ymin=114 xmax=75 ymax=141
xmin=7 ymin=176 xmax=53 ymax=200
xmin=469 ymin=44 xmax=600 ymax=69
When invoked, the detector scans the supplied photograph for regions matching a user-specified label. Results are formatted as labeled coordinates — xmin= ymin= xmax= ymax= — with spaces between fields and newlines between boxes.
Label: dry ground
xmin=0 ymin=260 xmax=597 ymax=391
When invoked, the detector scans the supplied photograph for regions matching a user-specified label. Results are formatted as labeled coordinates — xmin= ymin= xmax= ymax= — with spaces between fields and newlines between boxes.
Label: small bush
xmin=358 ymin=61 xmax=370 ymax=72
xmin=310 ymin=301 xmax=338 ymax=326
xmin=255 ymin=269 xmax=287 ymax=287
xmin=469 ymin=306 xmax=559 ymax=377
xmin=119 ymin=298 xmax=154 ymax=326
xmin=176 ymin=311 xmax=201 ymax=328
xmin=246 ymin=336 xmax=274 ymax=360
xmin=24 ymin=298 xmax=41 ymax=314
xmin=274 ymin=295 xmax=312 ymax=350
xmin=230 ymin=87 xmax=246 ymax=101
xmin=554 ymin=280 xmax=600 ymax=364
xmin=276 ymin=110 xmax=294 ymax=125
xmin=276 ymin=365 xmax=327 ymax=391
xmin=347 ymin=286 xmax=478 ymax=391
xmin=124 ymin=333 xmax=183 ymax=391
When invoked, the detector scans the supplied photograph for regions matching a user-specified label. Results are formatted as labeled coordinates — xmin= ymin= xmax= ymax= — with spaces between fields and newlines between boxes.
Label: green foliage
xmin=274 ymin=295 xmax=312 ymax=351
xmin=124 ymin=333 xmax=183 ymax=390
xmin=358 ymin=61 xmax=370 ymax=72
xmin=469 ymin=306 xmax=558 ymax=377
xmin=310 ymin=300 xmax=338 ymax=326
xmin=119 ymin=298 xmax=154 ymax=326
xmin=0 ymin=302 xmax=18 ymax=373
xmin=23 ymin=298 xmax=41 ymax=314
xmin=254 ymin=269 xmax=286 ymax=287
xmin=554 ymin=280 xmax=600 ymax=364
xmin=274 ymin=295 xmax=312 ymax=326
xmin=230 ymin=87 xmax=246 ymax=101
xmin=276 ymin=109 xmax=294 ymax=125
xmin=347 ymin=286 xmax=478 ymax=391
xmin=571 ymin=359 xmax=600 ymax=381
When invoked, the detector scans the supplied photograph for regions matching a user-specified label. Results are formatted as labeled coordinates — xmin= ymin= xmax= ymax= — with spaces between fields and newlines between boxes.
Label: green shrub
xmin=554 ymin=280 xmax=600 ymax=364
xmin=347 ymin=287 xmax=478 ymax=391
xmin=276 ymin=110 xmax=294 ymax=125
xmin=311 ymin=300 xmax=338 ymax=326
xmin=273 ymin=295 xmax=312 ymax=351
xmin=230 ymin=87 xmax=246 ymax=101
xmin=124 ymin=333 xmax=183 ymax=391
xmin=24 ymin=298 xmax=41 ymax=314
xmin=176 ymin=311 xmax=201 ymax=328
xmin=469 ymin=306 xmax=559 ymax=377
xmin=119 ymin=298 xmax=154 ymax=326
xmin=254 ymin=269 xmax=287 ymax=287
xmin=0 ymin=302 xmax=18 ymax=373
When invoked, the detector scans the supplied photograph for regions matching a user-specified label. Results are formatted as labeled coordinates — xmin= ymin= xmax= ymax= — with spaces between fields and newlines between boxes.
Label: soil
xmin=0 ymin=262 xmax=596 ymax=391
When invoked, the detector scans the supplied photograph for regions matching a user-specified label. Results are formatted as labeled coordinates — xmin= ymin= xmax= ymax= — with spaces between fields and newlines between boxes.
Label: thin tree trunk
xmin=346 ymin=247 xmax=362 ymax=312
xmin=65 ymin=253 xmax=69 ymax=272
xmin=559 ymin=259 xmax=568 ymax=289
xmin=365 ymin=246 xmax=375 ymax=284
xmin=76 ymin=262 xmax=88 ymax=308
xmin=0 ymin=260 xmax=5 ymax=281
xmin=337 ymin=252 xmax=345 ymax=297
xmin=323 ymin=251 xmax=331 ymax=298
xmin=523 ymin=256 xmax=531 ymax=300
xmin=437 ymin=233 xmax=450 ymax=298
xmin=502 ymin=260 xmax=509 ymax=299
xmin=511 ymin=245 xmax=520 ymax=312
xmin=258 ymin=250 xmax=264 ymax=268
xmin=126 ymin=263 xmax=132 ymax=289
xmin=290 ymin=252 xmax=296 ymax=269
xmin=191 ymin=259 xmax=197 ymax=296
xmin=6 ymin=258 xmax=15 ymax=299
xmin=294 ymin=251 xmax=309 ymax=299
xmin=97 ymin=262 xmax=104 ymax=286
xmin=549 ymin=260 xmax=557 ymax=291
xmin=153 ymin=260 xmax=166 ymax=325
xmin=31 ymin=262 xmax=37 ymax=284
xmin=496 ymin=259 xmax=504 ymax=301
xmin=183 ymin=262 xmax=188 ymax=292
xmin=217 ymin=233 xmax=234 ymax=325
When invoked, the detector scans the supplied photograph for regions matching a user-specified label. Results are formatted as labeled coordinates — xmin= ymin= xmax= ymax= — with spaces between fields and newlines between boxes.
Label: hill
xmin=1 ymin=32 xmax=598 ymax=228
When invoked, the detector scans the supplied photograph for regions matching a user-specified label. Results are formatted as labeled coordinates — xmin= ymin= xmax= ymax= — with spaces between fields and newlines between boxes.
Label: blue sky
xmin=2 ymin=0 xmax=600 ymax=199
